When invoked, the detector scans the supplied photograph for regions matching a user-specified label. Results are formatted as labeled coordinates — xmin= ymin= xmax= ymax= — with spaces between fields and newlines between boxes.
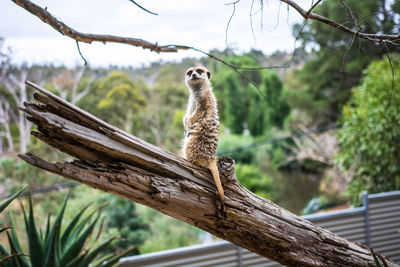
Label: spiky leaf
xmin=61 ymin=203 xmax=91 ymax=250
xmin=77 ymin=238 xmax=115 ymax=267
xmin=0 ymin=187 xmax=26 ymax=214
xmin=60 ymin=216 xmax=99 ymax=266
xmin=27 ymin=195 xmax=44 ymax=267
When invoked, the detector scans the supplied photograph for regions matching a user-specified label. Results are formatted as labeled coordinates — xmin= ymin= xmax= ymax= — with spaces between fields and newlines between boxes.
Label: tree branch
xmin=19 ymin=81 xmax=398 ymax=267
xmin=280 ymin=0 xmax=400 ymax=44
xmin=11 ymin=0 xmax=188 ymax=53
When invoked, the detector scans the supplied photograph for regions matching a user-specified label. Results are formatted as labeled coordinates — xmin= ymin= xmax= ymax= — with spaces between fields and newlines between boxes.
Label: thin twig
xmin=306 ymin=0 xmax=323 ymax=18
xmin=249 ymin=0 xmax=257 ymax=42
xmin=127 ymin=0 xmax=158 ymax=16
xmin=338 ymin=30 xmax=359 ymax=91
xmin=268 ymin=1 xmax=282 ymax=33
xmin=225 ymin=0 xmax=240 ymax=48
xmin=338 ymin=0 xmax=361 ymax=31
xmin=381 ymin=42 xmax=395 ymax=114
xmin=0 ymin=254 xmax=29 ymax=264
xmin=235 ymin=69 xmax=266 ymax=99
xmin=286 ymin=17 xmax=309 ymax=69
xmin=189 ymin=46 xmax=289 ymax=70
xmin=75 ymin=41 xmax=87 ymax=66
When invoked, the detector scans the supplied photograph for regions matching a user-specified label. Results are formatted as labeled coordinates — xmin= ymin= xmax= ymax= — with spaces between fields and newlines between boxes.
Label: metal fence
xmin=120 ymin=191 xmax=400 ymax=267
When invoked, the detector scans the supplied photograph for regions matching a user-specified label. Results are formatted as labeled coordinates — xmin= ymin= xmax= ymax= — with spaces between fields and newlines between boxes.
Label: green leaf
xmin=0 ymin=187 xmax=26 ymax=214
xmin=27 ymin=195 xmax=44 ymax=267
xmin=61 ymin=203 xmax=92 ymax=250
xmin=0 ymin=243 xmax=12 ymax=267
xmin=65 ymin=251 xmax=88 ymax=267
xmin=93 ymin=247 xmax=136 ymax=267
xmin=44 ymin=213 xmax=51 ymax=245
xmin=6 ymin=231 xmax=29 ymax=267
xmin=9 ymin=211 xmax=30 ymax=267
xmin=371 ymin=249 xmax=382 ymax=267
xmin=63 ymin=209 xmax=97 ymax=252
xmin=44 ymin=194 xmax=69 ymax=267
xmin=60 ymin=216 xmax=99 ymax=266
xmin=77 ymin=238 xmax=115 ymax=267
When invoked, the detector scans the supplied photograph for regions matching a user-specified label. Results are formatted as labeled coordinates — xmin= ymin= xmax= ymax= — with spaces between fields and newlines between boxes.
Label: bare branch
xmin=279 ymin=0 xmax=400 ymax=44
xmin=338 ymin=0 xmax=361 ymax=31
xmin=11 ymin=0 xmax=187 ymax=53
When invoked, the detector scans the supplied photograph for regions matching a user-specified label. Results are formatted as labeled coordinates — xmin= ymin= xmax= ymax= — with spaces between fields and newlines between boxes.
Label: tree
xmin=224 ymin=72 xmax=244 ymax=134
xmin=0 ymin=49 xmax=33 ymax=153
xmin=292 ymin=0 xmax=400 ymax=122
xmin=18 ymin=82 xmax=398 ymax=267
xmin=79 ymin=71 xmax=146 ymax=133
xmin=336 ymin=55 xmax=400 ymax=205
xmin=248 ymin=71 xmax=290 ymax=136
xmin=101 ymin=195 xmax=149 ymax=254
xmin=142 ymin=64 xmax=188 ymax=150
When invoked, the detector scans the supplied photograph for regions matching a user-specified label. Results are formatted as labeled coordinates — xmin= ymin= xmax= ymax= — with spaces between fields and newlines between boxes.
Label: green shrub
xmin=336 ymin=55 xmax=400 ymax=205
xmin=0 ymin=194 xmax=135 ymax=267
xmin=235 ymin=163 xmax=274 ymax=199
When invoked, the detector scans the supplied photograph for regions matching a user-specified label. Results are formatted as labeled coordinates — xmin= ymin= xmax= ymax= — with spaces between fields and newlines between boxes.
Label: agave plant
xmin=0 ymin=187 xmax=27 ymax=265
xmin=1 ymin=192 xmax=135 ymax=267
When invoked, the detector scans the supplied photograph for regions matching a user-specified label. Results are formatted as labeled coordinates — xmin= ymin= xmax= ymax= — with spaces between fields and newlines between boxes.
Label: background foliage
xmin=337 ymin=55 xmax=400 ymax=205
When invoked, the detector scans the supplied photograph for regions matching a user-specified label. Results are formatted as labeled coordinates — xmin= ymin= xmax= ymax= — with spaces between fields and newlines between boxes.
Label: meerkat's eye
xmin=187 ymin=70 xmax=193 ymax=76
xmin=196 ymin=69 xmax=203 ymax=75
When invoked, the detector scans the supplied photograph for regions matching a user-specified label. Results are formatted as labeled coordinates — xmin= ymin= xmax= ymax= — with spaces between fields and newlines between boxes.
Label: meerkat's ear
xmin=207 ymin=71 xmax=211 ymax=79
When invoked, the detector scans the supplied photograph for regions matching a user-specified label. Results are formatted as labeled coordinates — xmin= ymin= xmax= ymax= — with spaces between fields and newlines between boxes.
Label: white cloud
xmin=1 ymin=0 xmax=314 ymax=67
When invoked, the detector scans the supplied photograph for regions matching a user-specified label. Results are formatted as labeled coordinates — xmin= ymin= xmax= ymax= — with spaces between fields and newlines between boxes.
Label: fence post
xmin=235 ymin=246 xmax=242 ymax=267
xmin=362 ymin=191 xmax=370 ymax=247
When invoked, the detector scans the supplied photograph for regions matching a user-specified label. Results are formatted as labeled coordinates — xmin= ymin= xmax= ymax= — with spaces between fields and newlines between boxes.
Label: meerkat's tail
xmin=208 ymin=159 xmax=225 ymax=204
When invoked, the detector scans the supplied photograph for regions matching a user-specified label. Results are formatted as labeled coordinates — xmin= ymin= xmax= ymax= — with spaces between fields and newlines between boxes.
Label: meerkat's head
xmin=185 ymin=65 xmax=211 ymax=91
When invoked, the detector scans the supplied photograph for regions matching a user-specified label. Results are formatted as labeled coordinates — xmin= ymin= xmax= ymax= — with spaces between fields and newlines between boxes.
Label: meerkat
xmin=182 ymin=65 xmax=225 ymax=205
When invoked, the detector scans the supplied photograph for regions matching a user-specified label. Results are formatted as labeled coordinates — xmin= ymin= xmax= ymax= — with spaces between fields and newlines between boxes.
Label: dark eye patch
xmin=187 ymin=70 xmax=193 ymax=76
xmin=196 ymin=69 xmax=203 ymax=74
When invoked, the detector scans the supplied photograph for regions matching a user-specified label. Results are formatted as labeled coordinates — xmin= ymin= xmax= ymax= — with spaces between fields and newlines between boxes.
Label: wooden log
xmin=20 ymin=81 xmax=397 ymax=267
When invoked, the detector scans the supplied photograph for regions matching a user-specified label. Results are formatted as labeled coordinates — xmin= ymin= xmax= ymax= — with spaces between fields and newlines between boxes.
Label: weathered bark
xmin=20 ymin=81 xmax=397 ymax=267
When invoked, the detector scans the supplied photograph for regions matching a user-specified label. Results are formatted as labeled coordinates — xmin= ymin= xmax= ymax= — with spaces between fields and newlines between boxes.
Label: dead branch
xmin=280 ymin=0 xmax=399 ymax=44
xmin=19 ymin=81 xmax=398 ymax=267
xmin=11 ymin=0 xmax=188 ymax=53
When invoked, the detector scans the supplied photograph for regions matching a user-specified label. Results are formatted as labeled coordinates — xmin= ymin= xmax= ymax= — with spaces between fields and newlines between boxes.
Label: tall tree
xmin=248 ymin=71 xmax=290 ymax=136
xmin=224 ymin=72 xmax=245 ymax=134
xmin=78 ymin=71 xmax=146 ymax=133
xmin=293 ymin=0 xmax=400 ymax=122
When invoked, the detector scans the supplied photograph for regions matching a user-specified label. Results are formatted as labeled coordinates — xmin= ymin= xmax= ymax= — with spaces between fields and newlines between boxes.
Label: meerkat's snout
xmin=191 ymin=72 xmax=200 ymax=80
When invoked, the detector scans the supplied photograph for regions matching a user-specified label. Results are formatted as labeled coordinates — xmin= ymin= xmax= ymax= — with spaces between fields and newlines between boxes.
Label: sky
xmin=1 ymin=0 xmax=313 ymax=67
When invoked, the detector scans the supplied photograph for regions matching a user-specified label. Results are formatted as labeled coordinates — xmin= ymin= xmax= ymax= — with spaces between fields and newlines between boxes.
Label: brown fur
xmin=183 ymin=65 xmax=225 ymax=204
